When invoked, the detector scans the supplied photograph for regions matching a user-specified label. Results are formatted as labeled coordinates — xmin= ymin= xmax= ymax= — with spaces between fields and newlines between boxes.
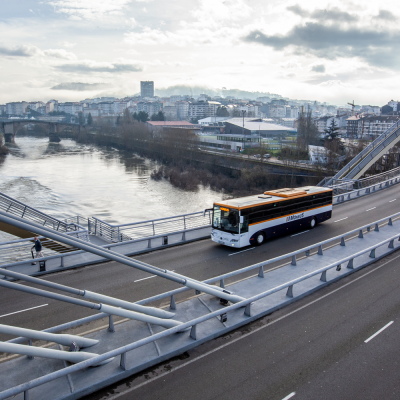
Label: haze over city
xmin=1 ymin=0 xmax=399 ymax=105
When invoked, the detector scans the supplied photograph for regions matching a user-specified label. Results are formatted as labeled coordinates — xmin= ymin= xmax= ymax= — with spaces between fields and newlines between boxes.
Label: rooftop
xmin=214 ymin=186 xmax=332 ymax=209
xmin=147 ymin=121 xmax=195 ymax=126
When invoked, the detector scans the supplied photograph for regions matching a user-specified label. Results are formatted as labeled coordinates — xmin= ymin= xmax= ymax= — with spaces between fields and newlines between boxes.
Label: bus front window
xmin=213 ymin=206 xmax=239 ymax=234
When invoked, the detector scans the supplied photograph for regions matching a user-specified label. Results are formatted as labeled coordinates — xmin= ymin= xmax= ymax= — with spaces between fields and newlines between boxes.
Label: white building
xmin=83 ymin=108 xmax=101 ymax=117
xmin=198 ymin=117 xmax=230 ymax=126
xmin=113 ymin=100 xmax=131 ymax=115
xmin=188 ymin=101 xmax=221 ymax=119
xmin=163 ymin=105 xmax=178 ymax=120
xmin=387 ymin=100 xmax=398 ymax=112
xmin=176 ymin=101 xmax=189 ymax=119
xmin=6 ymin=102 xmax=28 ymax=116
xmin=97 ymin=102 xmax=114 ymax=115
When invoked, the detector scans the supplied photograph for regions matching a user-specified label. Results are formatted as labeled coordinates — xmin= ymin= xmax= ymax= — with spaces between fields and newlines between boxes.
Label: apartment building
xmin=140 ymin=81 xmax=154 ymax=98
xmin=188 ymin=101 xmax=221 ymax=119
xmin=6 ymin=101 xmax=28 ymax=116
xmin=137 ymin=101 xmax=163 ymax=116
xmin=176 ymin=101 xmax=189 ymax=119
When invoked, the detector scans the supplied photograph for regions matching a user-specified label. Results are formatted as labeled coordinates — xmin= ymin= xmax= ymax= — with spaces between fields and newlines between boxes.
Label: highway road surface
xmin=1 ymin=184 xmax=400 ymax=399
xmin=85 ymin=247 xmax=400 ymax=400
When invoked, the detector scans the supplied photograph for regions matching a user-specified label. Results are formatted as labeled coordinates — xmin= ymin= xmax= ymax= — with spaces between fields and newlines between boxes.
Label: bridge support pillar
xmin=4 ymin=123 xmax=16 ymax=143
xmin=49 ymin=124 xmax=61 ymax=142
xmin=3 ymin=133 xmax=15 ymax=143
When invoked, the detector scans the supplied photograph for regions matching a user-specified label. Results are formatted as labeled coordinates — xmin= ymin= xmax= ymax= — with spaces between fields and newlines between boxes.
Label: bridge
xmin=0 ymin=119 xmax=83 ymax=143
xmin=320 ymin=119 xmax=400 ymax=186
xmin=1 ymin=147 xmax=400 ymax=398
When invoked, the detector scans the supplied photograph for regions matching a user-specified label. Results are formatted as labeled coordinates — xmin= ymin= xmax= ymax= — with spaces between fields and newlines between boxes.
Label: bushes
xmin=0 ymin=134 xmax=9 ymax=156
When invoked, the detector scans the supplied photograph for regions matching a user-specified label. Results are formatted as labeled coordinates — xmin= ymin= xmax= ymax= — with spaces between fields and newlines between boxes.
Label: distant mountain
xmin=155 ymin=85 xmax=282 ymax=100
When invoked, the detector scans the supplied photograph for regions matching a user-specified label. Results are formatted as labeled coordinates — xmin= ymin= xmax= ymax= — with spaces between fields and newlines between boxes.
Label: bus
xmin=210 ymin=186 xmax=333 ymax=248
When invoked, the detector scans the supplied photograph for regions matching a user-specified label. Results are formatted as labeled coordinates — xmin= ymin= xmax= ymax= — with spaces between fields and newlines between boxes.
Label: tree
xmin=78 ymin=112 xmax=85 ymax=126
xmin=296 ymin=109 xmax=320 ymax=150
xmin=150 ymin=110 xmax=165 ymax=121
xmin=87 ymin=113 xmax=93 ymax=125
xmin=324 ymin=119 xmax=343 ymax=153
xmin=324 ymin=119 xmax=340 ymax=141
xmin=232 ymin=108 xmax=241 ymax=117
xmin=122 ymin=108 xmax=134 ymax=125
xmin=133 ymin=111 xmax=149 ymax=123
xmin=216 ymin=106 xmax=229 ymax=117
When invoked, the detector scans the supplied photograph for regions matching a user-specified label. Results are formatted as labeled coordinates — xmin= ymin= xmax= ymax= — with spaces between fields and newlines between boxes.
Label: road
xmin=87 ymin=244 xmax=400 ymax=400
xmin=0 ymin=184 xmax=399 ymax=345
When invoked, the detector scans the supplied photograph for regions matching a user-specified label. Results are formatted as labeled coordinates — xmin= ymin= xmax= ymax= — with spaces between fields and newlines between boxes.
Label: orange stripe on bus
xmin=248 ymin=204 xmax=332 ymax=226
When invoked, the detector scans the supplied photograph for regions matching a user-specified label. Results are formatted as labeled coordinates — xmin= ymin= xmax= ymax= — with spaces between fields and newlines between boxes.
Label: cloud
xmin=310 ymin=8 xmax=358 ymax=22
xmin=373 ymin=10 xmax=397 ymax=21
xmin=43 ymin=49 xmax=77 ymax=60
xmin=287 ymin=5 xmax=358 ymax=22
xmin=54 ymin=60 xmax=143 ymax=73
xmin=51 ymin=82 xmax=111 ymax=91
xmin=60 ymin=41 xmax=76 ymax=48
xmin=46 ymin=0 xmax=132 ymax=20
xmin=0 ymin=45 xmax=38 ymax=57
xmin=242 ymin=23 xmax=400 ymax=69
xmin=287 ymin=5 xmax=309 ymax=17
xmin=311 ymin=64 xmax=325 ymax=73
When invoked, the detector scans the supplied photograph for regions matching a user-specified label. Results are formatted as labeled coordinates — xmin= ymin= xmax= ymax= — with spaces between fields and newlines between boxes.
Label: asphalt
xmin=84 ymin=243 xmax=400 ymax=400
xmin=0 ymin=184 xmax=400 ymax=344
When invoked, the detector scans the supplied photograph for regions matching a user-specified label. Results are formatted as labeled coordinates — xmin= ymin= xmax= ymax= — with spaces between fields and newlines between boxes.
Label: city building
xmin=140 ymin=81 xmax=154 ymax=98
xmin=6 ymin=101 xmax=28 ymax=116
xmin=162 ymin=106 xmax=178 ymax=120
xmin=146 ymin=120 xmax=198 ymax=133
xmin=198 ymin=117 xmax=230 ymax=126
xmin=137 ymin=101 xmax=163 ymax=116
xmin=224 ymin=118 xmax=295 ymax=138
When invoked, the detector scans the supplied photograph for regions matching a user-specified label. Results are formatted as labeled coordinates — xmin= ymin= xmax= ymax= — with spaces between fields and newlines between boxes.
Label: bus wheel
xmin=310 ymin=217 xmax=317 ymax=229
xmin=255 ymin=232 xmax=265 ymax=245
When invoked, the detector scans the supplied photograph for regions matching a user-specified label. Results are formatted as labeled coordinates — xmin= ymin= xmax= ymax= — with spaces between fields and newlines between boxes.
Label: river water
xmin=0 ymin=136 xmax=225 ymax=242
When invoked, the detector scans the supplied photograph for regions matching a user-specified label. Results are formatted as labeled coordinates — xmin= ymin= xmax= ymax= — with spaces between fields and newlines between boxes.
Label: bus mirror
xmin=240 ymin=216 xmax=244 ymax=223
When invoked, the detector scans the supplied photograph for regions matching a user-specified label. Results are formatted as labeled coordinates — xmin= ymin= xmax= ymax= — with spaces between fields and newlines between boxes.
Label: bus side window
xmin=240 ymin=215 xmax=249 ymax=233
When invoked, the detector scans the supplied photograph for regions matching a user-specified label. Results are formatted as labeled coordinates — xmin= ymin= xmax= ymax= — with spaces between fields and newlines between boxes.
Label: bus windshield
xmin=212 ymin=205 xmax=239 ymax=234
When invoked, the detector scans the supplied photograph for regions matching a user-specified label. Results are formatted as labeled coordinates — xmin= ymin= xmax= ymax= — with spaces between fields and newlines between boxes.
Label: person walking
xmin=31 ymin=236 xmax=43 ymax=265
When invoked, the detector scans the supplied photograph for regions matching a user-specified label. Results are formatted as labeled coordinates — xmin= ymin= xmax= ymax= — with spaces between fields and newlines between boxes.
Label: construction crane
xmin=348 ymin=100 xmax=355 ymax=116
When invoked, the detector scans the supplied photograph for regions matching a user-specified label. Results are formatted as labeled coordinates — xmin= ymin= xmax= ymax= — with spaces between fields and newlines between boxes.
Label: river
xmin=0 ymin=136 xmax=225 ymax=242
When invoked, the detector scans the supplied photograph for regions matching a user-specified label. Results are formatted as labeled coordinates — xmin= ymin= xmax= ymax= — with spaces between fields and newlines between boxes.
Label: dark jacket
xmin=34 ymin=239 xmax=42 ymax=252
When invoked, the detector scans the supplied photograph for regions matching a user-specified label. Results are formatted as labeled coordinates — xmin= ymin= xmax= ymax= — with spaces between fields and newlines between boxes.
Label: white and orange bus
xmin=210 ymin=186 xmax=333 ymax=248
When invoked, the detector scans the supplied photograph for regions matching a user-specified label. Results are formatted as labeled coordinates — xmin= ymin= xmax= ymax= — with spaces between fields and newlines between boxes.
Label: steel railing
xmin=88 ymin=210 xmax=213 ymax=243
xmin=1 ymin=211 xmax=399 ymax=400
xmin=328 ymin=166 xmax=400 ymax=195
xmin=323 ymin=119 xmax=400 ymax=185
xmin=0 ymin=191 xmax=84 ymax=234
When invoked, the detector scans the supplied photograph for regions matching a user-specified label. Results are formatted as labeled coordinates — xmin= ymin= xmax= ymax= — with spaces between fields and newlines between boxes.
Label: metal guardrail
xmin=88 ymin=210 xmax=213 ymax=243
xmin=1 ymin=211 xmax=400 ymax=400
xmin=1 ymin=173 xmax=398 ymax=268
xmin=0 ymin=191 xmax=84 ymax=234
xmin=0 ymin=229 xmax=90 ymax=264
xmin=0 ymin=225 xmax=211 ymax=273
xmin=323 ymin=119 xmax=400 ymax=185
xmin=328 ymin=167 xmax=400 ymax=195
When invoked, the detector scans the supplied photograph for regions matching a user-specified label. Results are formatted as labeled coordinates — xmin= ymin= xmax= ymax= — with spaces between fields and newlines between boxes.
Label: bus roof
xmin=214 ymin=186 xmax=333 ymax=210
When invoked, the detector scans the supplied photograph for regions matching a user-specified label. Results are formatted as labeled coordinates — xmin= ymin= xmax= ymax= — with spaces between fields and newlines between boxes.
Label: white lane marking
xmin=134 ymin=270 xmax=176 ymax=282
xmin=366 ymin=207 xmax=376 ymax=211
xmin=0 ymin=304 xmax=48 ymax=318
xmin=228 ymin=247 xmax=255 ymax=256
xmin=134 ymin=276 xmax=156 ymax=282
xmin=364 ymin=321 xmax=394 ymax=343
xmin=334 ymin=217 xmax=348 ymax=223
xmin=389 ymin=199 xmax=397 ymax=202
xmin=291 ymin=230 xmax=309 ymax=237
xmin=282 ymin=393 xmax=296 ymax=400
xmin=107 ymin=252 xmax=400 ymax=400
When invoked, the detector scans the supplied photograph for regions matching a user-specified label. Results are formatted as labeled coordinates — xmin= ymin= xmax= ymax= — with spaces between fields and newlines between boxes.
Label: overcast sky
xmin=1 ymin=0 xmax=399 ymax=105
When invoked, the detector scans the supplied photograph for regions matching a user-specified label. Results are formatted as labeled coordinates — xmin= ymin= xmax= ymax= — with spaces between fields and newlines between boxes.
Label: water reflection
xmin=0 ymin=136 xmax=225 ymax=242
